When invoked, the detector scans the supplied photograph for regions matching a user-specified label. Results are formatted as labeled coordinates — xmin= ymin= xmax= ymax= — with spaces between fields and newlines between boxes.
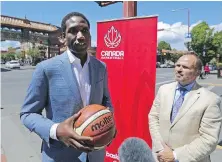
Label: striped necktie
xmin=171 ymin=87 xmax=187 ymax=123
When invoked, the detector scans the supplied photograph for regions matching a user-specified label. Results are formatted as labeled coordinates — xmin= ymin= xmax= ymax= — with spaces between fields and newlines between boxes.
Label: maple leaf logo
xmin=104 ymin=26 xmax=121 ymax=48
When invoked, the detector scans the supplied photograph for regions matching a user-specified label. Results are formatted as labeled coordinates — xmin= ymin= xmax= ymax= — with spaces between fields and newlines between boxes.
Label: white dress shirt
xmin=50 ymin=49 xmax=91 ymax=140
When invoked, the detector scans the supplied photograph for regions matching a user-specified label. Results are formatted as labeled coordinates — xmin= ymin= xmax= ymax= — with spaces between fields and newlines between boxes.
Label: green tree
xmin=190 ymin=21 xmax=214 ymax=64
xmin=158 ymin=41 xmax=171 ymax=63
xmin=5 ymin=52 xmax=16 ymax=61
xmin=212 ymin=31 xmax=222 ymax=58
xmin=209 ymin=57 xmax=217 ymax=65
xmin=27 ymin=47 xmax=40 ymax=59
xmin=158 ymin=41 xmax=171 ymax=53
xmin=15 ymin=51 xmax=25 ymax=60
xmin=1 ymin=54 xmax=7 ymax=62
xmin=170 ymin=49 xmax=183 ymax=63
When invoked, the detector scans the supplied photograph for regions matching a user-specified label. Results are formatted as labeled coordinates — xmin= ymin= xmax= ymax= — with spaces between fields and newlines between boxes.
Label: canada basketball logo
xmin=101 ymin=26 xmax=124 ymax=60
xmin=106 ymin=151 xmax=119 ymax=161
xmin=104 ymin=26 xmax=121 ymax=48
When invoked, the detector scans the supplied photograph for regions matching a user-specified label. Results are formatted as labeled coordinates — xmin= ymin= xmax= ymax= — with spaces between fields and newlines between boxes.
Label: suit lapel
xmin=171 ymin=83 xmax=201 ymax=128
xmin=59 ymin=52 xmax=83 ymax=105
xmin=88 ymin=57 xmax=97 ymax=104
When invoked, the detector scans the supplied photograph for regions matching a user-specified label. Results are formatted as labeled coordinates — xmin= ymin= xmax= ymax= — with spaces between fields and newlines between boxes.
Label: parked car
xmin=5 ymin=60 xmax=20 ymax=69
xmin=19 ymin=61 xmax=24 ymax=66
xmin=160 ymin=64 xmax=167 ymax=68
xmin=1 ymin=60 xmax=6 ymax=64
xmin=209 ymin=64 xmax=217 ymax=71
xmin=156 ymin=62 xmax=161 ymax=68
xmin=167 ymin=64 xmax=175 ymax=68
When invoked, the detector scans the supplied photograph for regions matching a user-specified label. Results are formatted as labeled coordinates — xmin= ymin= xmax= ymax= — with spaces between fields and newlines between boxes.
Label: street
xmin=1 ymin=66 xmax=222 ymax=162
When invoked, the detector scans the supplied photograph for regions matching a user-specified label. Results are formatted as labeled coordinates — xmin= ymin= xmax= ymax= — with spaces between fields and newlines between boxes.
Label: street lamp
xmin=172 ymin=8 xmax=190 ymax=50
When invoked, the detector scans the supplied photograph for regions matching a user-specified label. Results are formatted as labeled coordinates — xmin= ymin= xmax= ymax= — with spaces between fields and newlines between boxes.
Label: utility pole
xmin=95 ymin=1 xmax=137 ymax=17
xmin=123 ymin=1 xmax=137 ymax=17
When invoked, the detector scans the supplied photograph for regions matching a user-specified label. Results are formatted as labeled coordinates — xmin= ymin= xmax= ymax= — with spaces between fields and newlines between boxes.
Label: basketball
xmin=74 ymin=104 xmax=116 ymax=150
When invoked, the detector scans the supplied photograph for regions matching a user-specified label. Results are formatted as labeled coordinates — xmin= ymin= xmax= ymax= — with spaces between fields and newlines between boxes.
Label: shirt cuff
xmin=173 ymin=151 xmax=179 ymax=162
xmin=50 ymin=123 xmax=60 ymax=140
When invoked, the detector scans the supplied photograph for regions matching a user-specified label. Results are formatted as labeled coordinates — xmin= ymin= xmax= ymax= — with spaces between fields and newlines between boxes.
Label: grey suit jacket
xmin=20 ymin=51 xmax=113 ymax=162
xmin=149 ymin=82 xmax=222 ymax=162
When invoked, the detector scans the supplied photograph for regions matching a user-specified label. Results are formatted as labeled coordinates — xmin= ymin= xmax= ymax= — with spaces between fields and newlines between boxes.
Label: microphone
xmin=118 ymin=137 xmax=155 ymax=162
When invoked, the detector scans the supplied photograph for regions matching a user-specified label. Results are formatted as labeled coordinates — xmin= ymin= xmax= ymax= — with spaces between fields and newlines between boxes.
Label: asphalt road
xmin=1 ymin=66 xmax=222 ymax=162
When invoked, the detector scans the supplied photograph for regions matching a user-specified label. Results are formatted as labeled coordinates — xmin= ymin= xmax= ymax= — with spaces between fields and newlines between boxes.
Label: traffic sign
xmin=185 ymin=33 xmax=192 ymax=38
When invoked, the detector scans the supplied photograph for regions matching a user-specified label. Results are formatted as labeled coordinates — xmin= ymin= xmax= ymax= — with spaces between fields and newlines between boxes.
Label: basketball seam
xmin=80 ymin=112 xmax=111 ymax=136
xmin=74 ymin=109 xmax=111 ymax=135
xmin=82 ymin=106 xmax=106 ymax=119
xmin=92 ymin=128 xmax=115 ymax=149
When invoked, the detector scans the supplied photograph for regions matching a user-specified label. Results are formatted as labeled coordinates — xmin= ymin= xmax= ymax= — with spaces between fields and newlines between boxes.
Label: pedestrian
xmin=149 ymin=53 xmax=222 ymax=162
xmin=204 ymin=63 xmax=210 ymax=77
xmin=199 ymin=65 xmax=205 ymax=79
xmin=20 ymin=12 xmax=114 ymax=162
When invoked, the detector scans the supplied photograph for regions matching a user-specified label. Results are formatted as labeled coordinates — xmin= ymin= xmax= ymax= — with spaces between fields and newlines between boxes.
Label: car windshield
xmin=10 ymin=61 xmax=19 ymax=64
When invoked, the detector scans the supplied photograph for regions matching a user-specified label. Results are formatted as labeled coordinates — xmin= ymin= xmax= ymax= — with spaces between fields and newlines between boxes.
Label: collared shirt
xmin=67 ymin=49 xmax=91 ymax=107
xmin=173 ymin=81 xmax=196 ymax=104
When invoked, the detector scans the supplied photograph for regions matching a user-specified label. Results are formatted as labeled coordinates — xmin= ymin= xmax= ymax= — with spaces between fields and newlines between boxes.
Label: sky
xmin=1 ymin=1 xmax=222 ymax=51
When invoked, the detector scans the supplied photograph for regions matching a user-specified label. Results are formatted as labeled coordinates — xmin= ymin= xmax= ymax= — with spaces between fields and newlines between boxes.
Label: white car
xmin=160 ymin=64 xmax=167 ymax=68
xmin=5 ymin=60 xmax=20 ymax=69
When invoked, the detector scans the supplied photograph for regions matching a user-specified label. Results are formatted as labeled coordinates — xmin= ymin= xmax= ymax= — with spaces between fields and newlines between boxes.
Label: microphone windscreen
xmin=118 ymin=137 xmax=155 ymax=162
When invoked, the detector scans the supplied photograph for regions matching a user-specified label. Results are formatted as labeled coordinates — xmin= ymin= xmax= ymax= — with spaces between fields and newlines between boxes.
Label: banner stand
xmin=97 ymin=15 xmax=158 ymax=162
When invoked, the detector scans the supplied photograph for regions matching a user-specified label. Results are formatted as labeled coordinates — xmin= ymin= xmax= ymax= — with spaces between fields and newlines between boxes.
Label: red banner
xmin=97 ymin=16 xmax=158 ymax=162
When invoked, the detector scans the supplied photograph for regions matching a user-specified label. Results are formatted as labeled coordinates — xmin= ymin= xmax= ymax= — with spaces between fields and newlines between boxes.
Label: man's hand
xmin=56 ymin=112 xmax=94 ymax=152
xmin=157 ymin=142 xmax=175 ymax=162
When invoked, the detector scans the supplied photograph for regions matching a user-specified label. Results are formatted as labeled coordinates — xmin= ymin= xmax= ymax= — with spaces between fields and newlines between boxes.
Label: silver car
xmin=5 ymin=60 xmax=20 ymax=69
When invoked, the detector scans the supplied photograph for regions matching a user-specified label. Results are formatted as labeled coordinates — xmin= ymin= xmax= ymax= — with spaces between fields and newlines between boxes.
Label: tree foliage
xmin=15 ymin=51 xmax=25 ymax=60
xmin=170 ymin=54 xmax=183 ymax=63
xmin=158 ymin=41 xmax=171 ymax=53
xmin=26 ymin=47 xmax=40 ymax=59
xmin=212 ymin=31 xmax=222 ymax=57
xmin=6 ymin=52 xmax=16 ymax=61
xmin=190 ymin=21 xmax=222 ymax=64
xmin=157 ymin=41 xmax=172 ymax=63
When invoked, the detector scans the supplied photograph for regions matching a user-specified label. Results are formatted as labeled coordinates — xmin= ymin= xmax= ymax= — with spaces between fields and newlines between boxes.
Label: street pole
xmin=123 ymin=1 xmax=137 ymax=17
xmin=188 ymin=9 xmax=190 ymax=36
xmin=172 ymin=8 xmax=190 ymax=51
xmin=187 ymin=8 xmax=190 ymax=51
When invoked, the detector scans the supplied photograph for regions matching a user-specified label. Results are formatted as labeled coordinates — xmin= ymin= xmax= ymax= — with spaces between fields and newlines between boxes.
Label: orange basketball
xmin=74 ymin=104 xmax=116 ymax=150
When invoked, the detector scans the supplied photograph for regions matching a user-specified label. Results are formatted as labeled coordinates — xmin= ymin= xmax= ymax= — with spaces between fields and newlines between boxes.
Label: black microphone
xmin=118 ymin=137 xmax=155 ymax=162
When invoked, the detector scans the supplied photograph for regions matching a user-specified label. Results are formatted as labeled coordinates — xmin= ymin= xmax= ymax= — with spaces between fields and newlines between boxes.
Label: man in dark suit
xmin=20 ymin=12 xmax=113 ymax=162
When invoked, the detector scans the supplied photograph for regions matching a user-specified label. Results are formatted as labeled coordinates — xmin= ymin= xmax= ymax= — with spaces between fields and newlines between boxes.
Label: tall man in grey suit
xmin=149 ymin=53 xmax=222 ymax=162
xmin=20 ymin=12 xmax=113 ymax=162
